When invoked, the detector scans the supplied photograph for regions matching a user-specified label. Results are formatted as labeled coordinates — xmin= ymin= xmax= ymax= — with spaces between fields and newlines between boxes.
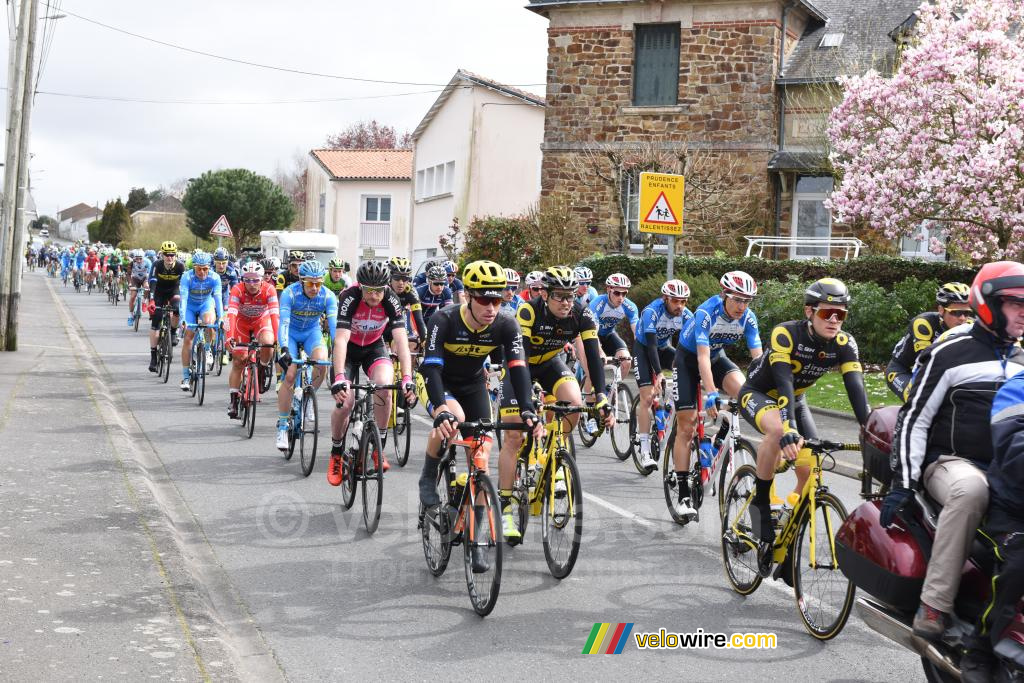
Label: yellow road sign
xmin=638 ymin=172 xmax=684 ymax=236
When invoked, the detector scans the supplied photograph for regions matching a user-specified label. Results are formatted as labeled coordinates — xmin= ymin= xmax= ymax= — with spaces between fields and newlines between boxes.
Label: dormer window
xmin=819 ymin=33 xmax=844 ymax=48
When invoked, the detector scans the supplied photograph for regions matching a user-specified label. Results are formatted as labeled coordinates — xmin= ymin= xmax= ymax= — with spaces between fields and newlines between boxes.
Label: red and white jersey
xmin=85 ymin=254 xmax=100 ymax=270
xmin=226 ymin=281 xmax=280 ymax=337
xmin=336 ymin=285 xmax=404 ymax=347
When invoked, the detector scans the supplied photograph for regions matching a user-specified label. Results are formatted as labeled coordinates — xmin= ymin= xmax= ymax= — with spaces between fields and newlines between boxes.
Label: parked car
xmin=39 ymin=228 xmax=49 ymax=238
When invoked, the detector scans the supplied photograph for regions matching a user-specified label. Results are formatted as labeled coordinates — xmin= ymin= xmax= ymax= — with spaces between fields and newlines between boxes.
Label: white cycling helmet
xmin=504 ymin=268 xmax=521 ymax=286
xmin=524 ymin=270 xmax=545 ymax=287
xmin=720 ymin=270 xmax=757 ymax=297
xmin=574 ymin=266 xmax=593 ymax=283
xmin=661 ymin=279 xmax=690 ymax=299
xmin=240 ymin=261 xmax=265 ymax=277
xmin=605 ymin=273 xmax=632 ymax=289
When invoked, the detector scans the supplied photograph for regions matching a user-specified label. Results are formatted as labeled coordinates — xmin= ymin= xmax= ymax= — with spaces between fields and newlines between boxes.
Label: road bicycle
xmin=234 ymin=341 xmax=276 ymax=439
xmin=283 ymin=358 xmax=334 ymax=479
xmin=720 ymin=439 xmax=860 ymax=640
xmin=130 ymin=287 xmax=148 ymax=333
xmin=507 ymin=401 xmax=585 ymax=579
xmin=419 ymin=418 xmax=527 ymax=616
xmin=206 ymin=322 xmax=226 ymax=378
xmin=337 ymin=380 xmax=401 ymax=534
xmin=154 ymin=300 xmax=179 ymax=384
xmin=628 ymin=371 xmax=675 ymax=476
xmin=573 ymin=356 xmax=634 ymax=459
xmin=662 ymin=394 xmax=757 ymax=525
xmin=185 ymin=322 xmax=216 ymax=406
xmin=387 ymin=352 xmax=420 ymax=467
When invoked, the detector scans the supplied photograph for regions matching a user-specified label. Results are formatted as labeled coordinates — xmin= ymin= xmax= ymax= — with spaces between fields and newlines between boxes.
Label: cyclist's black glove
xmin=879 ymin=486 xmax=915 ymax=528
xmin=778 ymin=431 xmax=801 ymax=450
xmin=520 ymin=411 xmax=540 ymax=430
xmin=330 ymin=377 xmax=349 ymax=395
xmin=433 ymin=411 xmax=457 ymax=428
xmin=277 ymin=350 xmax=292 ymax=370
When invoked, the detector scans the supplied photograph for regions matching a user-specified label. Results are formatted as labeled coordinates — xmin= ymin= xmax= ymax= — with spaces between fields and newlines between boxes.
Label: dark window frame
xmin=633 ymin=23 xmax=681 ymax=106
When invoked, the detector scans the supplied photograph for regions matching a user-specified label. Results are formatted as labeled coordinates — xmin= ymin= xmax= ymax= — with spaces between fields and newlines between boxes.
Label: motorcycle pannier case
xmin=836 ymin=500 xmax=927 ymax=613
xmin=861 ymin=406 xmax=899 ymax=488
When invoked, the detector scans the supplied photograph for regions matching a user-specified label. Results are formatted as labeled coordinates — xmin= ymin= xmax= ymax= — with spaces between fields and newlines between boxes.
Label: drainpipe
xmin=774 ymin=1 xmax=792 ymax=252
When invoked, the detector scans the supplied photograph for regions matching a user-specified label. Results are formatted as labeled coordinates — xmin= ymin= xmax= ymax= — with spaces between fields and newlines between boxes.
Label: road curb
xmin=809 ymin=405 xmax=860 ymax=423
xmin=48 ymin=278 xmax=286 ymax=683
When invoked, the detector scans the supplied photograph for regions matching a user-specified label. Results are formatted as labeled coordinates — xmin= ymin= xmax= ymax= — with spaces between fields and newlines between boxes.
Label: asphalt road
xmin=41 ymin=271 xmax=922 ymax=681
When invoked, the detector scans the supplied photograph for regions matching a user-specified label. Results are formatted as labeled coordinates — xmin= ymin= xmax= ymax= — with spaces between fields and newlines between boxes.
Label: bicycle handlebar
xmin=804 ymin=439 xmax=860 ymax=453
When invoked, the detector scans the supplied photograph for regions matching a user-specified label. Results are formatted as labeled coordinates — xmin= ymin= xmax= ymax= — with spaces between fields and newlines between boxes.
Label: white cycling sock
xmin=638 ymin=433 xmax=651 ymax=456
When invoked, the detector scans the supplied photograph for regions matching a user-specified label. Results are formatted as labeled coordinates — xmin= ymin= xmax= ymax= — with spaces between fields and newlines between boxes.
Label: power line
xmin=23 ymin=85 xmax=454 ymax=105
xmin=47 ymin=4 xmax=546 ymax=88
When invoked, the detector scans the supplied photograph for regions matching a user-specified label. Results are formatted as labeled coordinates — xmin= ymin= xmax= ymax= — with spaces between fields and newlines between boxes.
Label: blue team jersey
xmin=576 ymin=285 xmax=599 ymax=308
xmin=448 ymin=277 xmax=464 ymax=296
xmin=588 ymin=294 xmax=640 ymax=336
xmin=417 ymin=283 xmax=454 ymax=322
xmin=679 ymin=294 xmax=761 ymax=354
xmin=277 ymin=281 xmax=337 ymax=349
xmin=638 ymin=298 xmax=692 ymax=349
xmin=75 ymin=251 xmax=86 ymax=267
xmin=215 ymin=264 xmax=239 ymax=304
xmin=500 ymin=296 xmax=523 ymax=317
xmin=178 ymin=270 xmax=224 ymax=321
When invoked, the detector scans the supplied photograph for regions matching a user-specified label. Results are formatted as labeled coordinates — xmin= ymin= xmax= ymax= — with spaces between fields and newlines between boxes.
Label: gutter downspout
xmin=774 ymin=1 xmax=792 ymax=256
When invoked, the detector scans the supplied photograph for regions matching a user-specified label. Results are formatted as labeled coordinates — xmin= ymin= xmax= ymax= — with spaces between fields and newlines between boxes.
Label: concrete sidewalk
xmin=0 ymin=273 xmax=240 ymax=681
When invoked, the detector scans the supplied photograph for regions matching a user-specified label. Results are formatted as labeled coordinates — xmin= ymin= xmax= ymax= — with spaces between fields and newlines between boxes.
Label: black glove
xmin=779 ymin=431 xmax=801 ymax=449
xmin=433 ymin=411 xmax=456 ymax=428
xmin=330 ymin=379 xmax=349 ymax=395
xmin=277 ymin=350 xmax=292 ymax=370
xmin=879 ymin=486 xmax=915 ymax=528
xmin=520 ymin=410 xmax=540 ymax=429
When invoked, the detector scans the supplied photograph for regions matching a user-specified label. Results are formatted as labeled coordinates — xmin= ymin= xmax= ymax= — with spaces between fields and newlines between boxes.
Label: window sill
xmin=414 ymin=192 xmax=453 ymax=205
xmin=621 ymin=105 xmax=685 ymax=115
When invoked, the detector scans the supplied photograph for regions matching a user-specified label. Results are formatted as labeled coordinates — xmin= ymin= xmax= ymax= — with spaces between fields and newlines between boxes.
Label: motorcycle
xmin=835 ymin=406 xmax=1024 ymax=681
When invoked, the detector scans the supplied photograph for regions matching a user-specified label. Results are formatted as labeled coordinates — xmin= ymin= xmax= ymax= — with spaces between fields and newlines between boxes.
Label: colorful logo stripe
xmin=583 ymin=622 xmax=634 ymax=654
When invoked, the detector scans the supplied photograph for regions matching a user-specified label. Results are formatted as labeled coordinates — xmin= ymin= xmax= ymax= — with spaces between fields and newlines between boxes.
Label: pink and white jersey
xmin=336 ymin=285 xmax=404 ymax=347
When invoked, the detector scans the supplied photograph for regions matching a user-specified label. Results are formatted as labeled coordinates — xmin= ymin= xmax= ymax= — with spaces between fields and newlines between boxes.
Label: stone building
xmin=526 ymin=0 xmax=924 ymax=259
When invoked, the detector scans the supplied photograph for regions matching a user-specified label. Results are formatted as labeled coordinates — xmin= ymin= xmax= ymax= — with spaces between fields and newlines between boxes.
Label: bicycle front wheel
xmin=360 ymin=423 xmax=383 ymax=535
xmin=392 ymin=393 xmax=411 ymax=467
xmin=661 ymin=427 xmax=689 ymax=525
xmin=720 ymin=438 xmax=756 ymax=521
xmin=299 ymin=388 xmax=319 ymax=477
xmin=463 ymin=472 xmax=503 ymax=616
xmin=194 ymin=345 xmax=206 ymax=405
xmin=609 ymin=383 xmax=634 ymax=460
xmin=161 ymin=328 xmax=172 ymax=384
xmin=421 ymin=464 xmax=452 ymax=577
xmin=575 ymin=408 xmax=599 ymax=448
xmin=720 ymin=464 xmax=763 ymax=595
xmin=792 ymin=492 xmax=855 ymax=640
xmin=542 ymin=449 xmax=582 ymax=579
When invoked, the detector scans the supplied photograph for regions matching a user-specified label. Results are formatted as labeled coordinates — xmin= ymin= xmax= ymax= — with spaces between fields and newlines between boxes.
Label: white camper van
xmin=259 ymin=231 xmax=340 ymax=269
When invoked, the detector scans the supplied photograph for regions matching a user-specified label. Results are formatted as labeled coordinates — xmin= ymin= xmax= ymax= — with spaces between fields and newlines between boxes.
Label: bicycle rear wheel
xmin=507 ymin=452 xmax=530 ymax=546
xmin=609 ymin=383 xmax=634 ymax=460
xmin=542 ymin=449 xmax=582 ymax=579
xmin=720 ymin=438 xmax=756 ymax=521
xmin=391 ymin=393 xmax=411 ymax=467
xmin=238 ymin=364 xmax=251 ymax=429
xmin=360 ymin=423 xmax=384 ymax=534
xmin=463 ymin=472 xmax=503 ymax=616
xmin=195 ymin=345 xmax=206 ymax=406
xmin=575 ymin=407 xmax=599 ymax=448
xmin=161 ymin=327 xmax=172 ymax=384
xmin=421 ymin=465 xmax=452 ymax=576
xmin=661 ymin=427 xmax=690 ymax=525
xmin=720 ymin=464 xmax=763 ymax=595
xmin=299 ymin=388 xmax=318 ymax=477
xmin=792 ymin=492 xmax=855 ymax=640
xmin=244 ymin=371 xmax=257 ymax=439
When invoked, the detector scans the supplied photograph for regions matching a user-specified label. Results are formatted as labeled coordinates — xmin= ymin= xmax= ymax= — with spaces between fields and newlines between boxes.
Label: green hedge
xmin=577 ymin=254 xmax=974 ymax=290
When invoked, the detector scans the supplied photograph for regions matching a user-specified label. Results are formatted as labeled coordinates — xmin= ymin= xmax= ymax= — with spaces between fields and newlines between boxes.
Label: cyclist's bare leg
xmin=498 ymin=411 xmax=523 ymax=491
xmin=424 ymin=399 xmax=467 ymax=459
xmin=369 ymin=359 xmax=394 ymax=434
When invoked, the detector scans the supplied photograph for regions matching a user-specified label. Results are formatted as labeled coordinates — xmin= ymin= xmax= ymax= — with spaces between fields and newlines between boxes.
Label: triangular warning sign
xmin=643 ymin=191 xmax=678 ymax=225
xmin=209 ymin=215 xmax=233 ymax=237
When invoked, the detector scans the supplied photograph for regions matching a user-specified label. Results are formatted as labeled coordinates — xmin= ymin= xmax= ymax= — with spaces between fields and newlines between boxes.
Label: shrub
xmin=891 ymin=277 xmax=940 ymax=319
xmin=845 ymin=281 xmax=909 ymax=363
xmin=461 ymin=215 xmax=539 ymax=274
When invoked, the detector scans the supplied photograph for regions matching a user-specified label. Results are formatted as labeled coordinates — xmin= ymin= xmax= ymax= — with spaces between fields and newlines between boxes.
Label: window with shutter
xmin=633 ymin=23 xmax=680 ymax=106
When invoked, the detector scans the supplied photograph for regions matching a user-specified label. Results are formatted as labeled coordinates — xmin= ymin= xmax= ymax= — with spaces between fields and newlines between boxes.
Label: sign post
xmin=638 ymin=172 xmax=684 ymax=280
xmin=208 ymin=214 xmax=233 ymax=250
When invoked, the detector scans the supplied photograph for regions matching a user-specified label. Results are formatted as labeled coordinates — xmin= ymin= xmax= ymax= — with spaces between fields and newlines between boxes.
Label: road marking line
xmin=20 ymin=343 xmax=73 ymax=351
xmin=583 ymin=492 xmax=658 ymax=529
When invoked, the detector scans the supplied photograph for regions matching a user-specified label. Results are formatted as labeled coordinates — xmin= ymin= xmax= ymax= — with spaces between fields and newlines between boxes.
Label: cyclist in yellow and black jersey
xmin=384 ymin=256 xmax=427 ymax=347
xmin=417 ymin=261 xmax=544 ymax=511
xmin=738 ymin=278 xmax=870 ymax=556
xmin=276 ymin=251 xmax=303 ymax=292
xmin=496 ymin=265 xmax=612 ymax=539
xmin=885 ymin=282 xmax=971 ymax=401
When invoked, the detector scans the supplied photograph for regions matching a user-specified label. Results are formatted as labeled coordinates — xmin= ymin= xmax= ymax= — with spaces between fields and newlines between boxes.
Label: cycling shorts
xmin=672 ymin=346 xmax=740 ymax=411
xmin=599 ymin=331 xmax=628 ymax=356
xmin=499 ymin=358 xmax=576 ymax=416
xmin=426 ymin=381 xmax=491 ymax=424
xmin=130 ymin=275 xmax=148 ymax=289
xmin=737 ymin=387 xmax=817 ymax=439
xmin=230 ymin=314 xmax=274 ymax=356
xmin=343 ymin=338 xmax=390 ymax=382
xmin=632 ymin=343 xmax=675 ymax=388
xmin=183 ymin=298 xmax=216 ymax=327
xmin=286 ymin=325 xmax=327 ymax=359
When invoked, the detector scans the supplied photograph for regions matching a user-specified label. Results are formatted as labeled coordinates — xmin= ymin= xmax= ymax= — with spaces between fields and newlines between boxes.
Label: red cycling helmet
xmin=969 ymin=261 xmax=1024 ymax=341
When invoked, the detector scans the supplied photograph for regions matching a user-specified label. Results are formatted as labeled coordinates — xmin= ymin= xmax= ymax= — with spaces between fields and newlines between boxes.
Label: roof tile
xmin=310 ymin=149 xmax=413 ymax=180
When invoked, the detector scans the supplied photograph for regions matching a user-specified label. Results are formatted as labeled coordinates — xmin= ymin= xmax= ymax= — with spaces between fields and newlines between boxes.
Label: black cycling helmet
xmin=356 ymin=260 xmax=390 ymax=287
xmin=426 ymin=265 xmax=446 ymax=283
xmin=936 ymin=282 xmax=970 ymax=307
xmin=804 ymin=278 xmax=851 ymax=306
xmin=542 ymin=265 xmax=578 ymax=291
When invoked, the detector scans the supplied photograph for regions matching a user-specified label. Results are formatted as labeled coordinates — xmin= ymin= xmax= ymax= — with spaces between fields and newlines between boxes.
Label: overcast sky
xmin=2 ymin=0 xmax=549 ymax=218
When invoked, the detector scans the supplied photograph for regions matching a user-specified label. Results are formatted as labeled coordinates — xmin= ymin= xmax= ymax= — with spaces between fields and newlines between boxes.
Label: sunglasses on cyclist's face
xmin=242 ymin=276 xmax=261 ymax=285
xmin=362 ymin=285 xmax=386 ymax=294
xmin=471 ymin=295 xmax=502 ymax=308
xmin=548 ymin=290 xmax=574 ymax=303
xmin=163 ymin=254 xmax=177 ymax=260
xmin=505 ymin=284 xmax=519 ymax=291
xmin=529 ymin=286 xmax=543 ymax=293
xmin=429 ymin=280 xmax=445 ymax=287
xmin=814 ymin=307 xmax=848 ymax=322
xmin=945 ymin=308 xmax=973 ymax=318
xmin=303 ymin=279 xmax=323 ymax=288
xmin=725 ymin=294 xmax=753 ymax=306
xmin=391 ymin=275 xmax=410 ymax=282
xmin=194 ymin=266 xmax=210 ymax=275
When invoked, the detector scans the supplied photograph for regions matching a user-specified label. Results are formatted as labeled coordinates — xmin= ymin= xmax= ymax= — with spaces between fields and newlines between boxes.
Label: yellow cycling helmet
xmin=462 ymin=260 xmax=506 ymax=297
xmin=160 ymin=240 xmax=178 ymax=254
xmin=542 ymin=265 xmax=578 ymax=291
xmin=388 ymin=256 xmax=412 ymax=277
xmin=936 ymin=282 xmax=970 ymax=307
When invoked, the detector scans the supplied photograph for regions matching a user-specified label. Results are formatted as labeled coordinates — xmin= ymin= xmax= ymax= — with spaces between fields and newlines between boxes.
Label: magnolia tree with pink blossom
xmin=828 ymin=0 xmax=1024 ymax=262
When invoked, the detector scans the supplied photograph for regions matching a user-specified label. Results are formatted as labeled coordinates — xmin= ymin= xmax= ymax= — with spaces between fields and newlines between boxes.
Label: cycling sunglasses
xmin=945 ymin=308 xmax=973 ymax=318
xmin=814 ymin=307 xmax=848 ymax=322
xmin=470 ymin=295 xmax=502 ymax=307
xmin=725 ymin=294 xmax=754 ymax=305
xmin=362 ymin=285 xmax=386 ymax=294
xmin=241 ymin=276 xmax=261 ymax=284
xmin=549 ymin=291 xmax=574 ymax=303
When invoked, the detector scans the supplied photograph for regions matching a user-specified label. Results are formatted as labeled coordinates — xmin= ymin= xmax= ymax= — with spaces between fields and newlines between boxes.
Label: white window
xmin=415 ymin=161 xmax=455 ymax=201
xmin=318 ymin=193 xmax=326 ymax=231
xmin=790 ymin=175 xmax=834 ymax=259
xmin=364 ymin=195 xmax=392 ymax=222
xmin=901 ymin=221 xmax=947 ymax=261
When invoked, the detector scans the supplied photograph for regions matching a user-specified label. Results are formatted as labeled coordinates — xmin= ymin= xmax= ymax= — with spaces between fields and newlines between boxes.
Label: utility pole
xmin=0 ymin=0 xmax=39 ymax=350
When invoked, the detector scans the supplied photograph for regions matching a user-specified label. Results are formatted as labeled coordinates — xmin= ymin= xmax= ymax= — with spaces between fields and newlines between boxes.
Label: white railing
xmin=359 ymin=222 xmax=391 ymax=249
xmin=744 ymin=236 xmax=866 ymax=261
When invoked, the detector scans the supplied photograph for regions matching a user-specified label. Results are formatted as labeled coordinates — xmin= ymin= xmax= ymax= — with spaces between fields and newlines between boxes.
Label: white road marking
xmin=582 ymin=492 xmax=658 ymax=529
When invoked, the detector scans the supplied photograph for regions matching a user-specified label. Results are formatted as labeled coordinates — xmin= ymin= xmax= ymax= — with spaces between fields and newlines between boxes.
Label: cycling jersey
xmin=447 ymin=277 xmax=464 ymax=299
xmin=276 ymin=270 xmax=300 ymax=293
xmin=588 ymin=294 xmax=640 ymax=336
xmin=149 ymin=259 xmax=186 ymax=296
xmin=178 ymin=270 xmax=224 ymax=324
xmin=74 ymin=251 xmax=86 ymax=268
xmin=389 ymin=282 xmax=426 ymax=338
xmin=420 ymin=304 xmax=534 ymax=415
xmin=576 ymin=285 xmax=599 ymax=308
xmin=278 ymin=281 xmax=337 ymax=353
xmin=679 ymin=294 xmax=761 ymax=354
xmin=323 ymin=274 xmax=348 ymax=296
xmin=500 ymin=296 xmax=523 ymax=317
xmin=416 ymin=282 xmax=454 ymax=324
xmin=634 ymin=299 xmax=691 ymax=381
xmin=743 ymin=320 xmax=869 ymax=432
xmin=214 ymin=264 xmax=239 ymax=306
xmin=129 ymin=258 xmax=152 ymax=282
xmin=85 ymin=255 xmax=100 ymax=271
xmin=516 ymin=297 xmax=605 ymax=396
xmin=336 ymin=285 xmax=405 ymax=347
xmin=886 ymin=311 xmax=945 ymax=400
xmin=226 ymin=280 xmax=280 ymax=341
